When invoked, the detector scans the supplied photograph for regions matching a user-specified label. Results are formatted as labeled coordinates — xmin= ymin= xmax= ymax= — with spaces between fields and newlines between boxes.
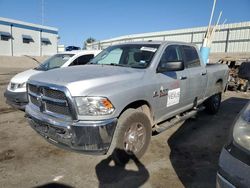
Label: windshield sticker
xmin=167 ymin=88 xmax=180 ymax=107
xmin=140 ymin=46 xmax=157 ymax=52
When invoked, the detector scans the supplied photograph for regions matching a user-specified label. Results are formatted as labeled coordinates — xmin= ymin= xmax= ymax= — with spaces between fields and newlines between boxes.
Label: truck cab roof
xmin=113 ymin=40 xmax=195 ymax=46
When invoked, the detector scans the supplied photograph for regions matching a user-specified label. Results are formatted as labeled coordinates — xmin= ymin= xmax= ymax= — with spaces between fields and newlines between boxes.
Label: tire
xmin=204 ymin=92 xmax=221 ymax=114
xmin=109 ymin=108 xmax=152 ymax=165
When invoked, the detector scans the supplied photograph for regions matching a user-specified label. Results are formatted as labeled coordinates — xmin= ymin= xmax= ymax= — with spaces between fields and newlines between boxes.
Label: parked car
xmin=65 ymin=46 xmax=81 ymax=51
xmin=4 ymin=50 xmax=101 ymax=110
xmin=217 ymin=101 xmax=250 ymax=188
xmin=25 ymin=41 xmax=229 ymax=163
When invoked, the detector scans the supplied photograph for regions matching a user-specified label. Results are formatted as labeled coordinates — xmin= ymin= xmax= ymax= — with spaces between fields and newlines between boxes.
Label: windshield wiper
xmin=108 ymin=63 xmax=129 ymax=67
xmin=130 ymin=65 xmax=146 ymax=69
xmin=88 ymin=63 xmax=130 ymax=67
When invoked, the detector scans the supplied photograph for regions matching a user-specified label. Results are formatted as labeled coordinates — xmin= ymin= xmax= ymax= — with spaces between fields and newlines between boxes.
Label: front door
xmin=154 ymin=45 xmax=189 ymax=123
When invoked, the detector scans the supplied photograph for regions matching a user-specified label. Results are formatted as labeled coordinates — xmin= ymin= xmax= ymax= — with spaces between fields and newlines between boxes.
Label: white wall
xmin=88 ymin=22 xmax=250 ymax=53
xmin=0 ymin=24 xmax=11 ymax=56
xmin=12 ymin=26 xmax=40 ymax=56
xmin=41 ymin=32 xmax=58 ymax=56
xmin=0 ymin=19 xmax=58 ymax=56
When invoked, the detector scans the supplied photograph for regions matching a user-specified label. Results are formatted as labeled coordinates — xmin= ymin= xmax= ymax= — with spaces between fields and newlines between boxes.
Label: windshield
xmin=35 ymin=54 xmax=74 ymax=71
xmin=89 ymin=44 xmax=159 ymax=68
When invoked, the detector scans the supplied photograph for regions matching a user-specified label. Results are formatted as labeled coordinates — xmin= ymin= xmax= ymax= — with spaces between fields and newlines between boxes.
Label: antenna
xmin=42 ymin=0 xmax=44 ymax=25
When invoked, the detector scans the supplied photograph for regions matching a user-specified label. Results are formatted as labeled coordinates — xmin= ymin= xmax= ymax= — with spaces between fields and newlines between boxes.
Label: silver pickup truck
xmin=25 ymin=41 xmax=229 ymax=162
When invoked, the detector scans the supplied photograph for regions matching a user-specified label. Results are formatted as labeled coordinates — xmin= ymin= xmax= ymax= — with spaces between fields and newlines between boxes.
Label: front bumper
xmin=25 ymin=105 xmax=117 ymax=154
xmin=216 ymin=173 xmax=235 ymax=188
xmin=217 ymin=146 xmax=250 ymax=188
xmin=4 ymin=89 xmax=28 ymax=110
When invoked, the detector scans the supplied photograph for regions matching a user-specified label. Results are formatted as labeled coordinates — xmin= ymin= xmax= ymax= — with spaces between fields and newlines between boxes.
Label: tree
xmin=83 ymin=37 xmax=96 ymax=49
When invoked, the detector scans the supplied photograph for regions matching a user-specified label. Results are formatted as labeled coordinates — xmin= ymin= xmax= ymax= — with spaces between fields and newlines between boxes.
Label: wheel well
xmin=216 ymin=79 xmax=223 ymax=85
xmin=216 ymin=79 xmax=223 ymax=92
xmin=119 ymin=100 xmax=152 ymax=120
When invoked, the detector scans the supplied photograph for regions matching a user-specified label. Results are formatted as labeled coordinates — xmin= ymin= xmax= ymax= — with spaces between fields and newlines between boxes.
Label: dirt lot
xmin=0 ymin=67 xmax=249 ymax=188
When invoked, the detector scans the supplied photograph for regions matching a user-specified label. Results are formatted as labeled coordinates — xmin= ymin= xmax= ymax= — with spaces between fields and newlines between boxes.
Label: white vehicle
xmin=4 ymin=50 xmax=101 ymax=109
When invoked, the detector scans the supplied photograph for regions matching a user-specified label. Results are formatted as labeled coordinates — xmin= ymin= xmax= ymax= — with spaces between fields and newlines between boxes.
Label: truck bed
xmin=205 ymin=63 xmax=229 ymax=98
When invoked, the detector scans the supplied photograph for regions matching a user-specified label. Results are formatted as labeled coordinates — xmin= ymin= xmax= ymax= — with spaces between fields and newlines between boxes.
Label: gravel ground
xmin=0 ymin=67 xmax=249 ymax=188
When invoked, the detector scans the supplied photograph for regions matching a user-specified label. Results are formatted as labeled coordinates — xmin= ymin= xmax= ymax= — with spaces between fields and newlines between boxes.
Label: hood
xmin=11 ymin=69 xmax=41 ymax=84
xmin=29 ymin=65 xmax=146 ymax=96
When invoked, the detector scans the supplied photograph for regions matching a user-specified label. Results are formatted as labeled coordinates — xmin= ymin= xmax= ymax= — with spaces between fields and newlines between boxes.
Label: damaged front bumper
xmin=25 ymin=105 xmax=117 ymax=154
xmin=4 ymin=90 xmax=28 ymax=110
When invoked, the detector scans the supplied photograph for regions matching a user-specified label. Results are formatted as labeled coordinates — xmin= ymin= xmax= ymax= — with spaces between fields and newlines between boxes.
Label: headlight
xmin=74 ymin=97 xmax=115 ymax=116
xmin=17 ymin=82 xmax=26 ymax=89
xmin=233 ymin=102 xmax=250 ymax=151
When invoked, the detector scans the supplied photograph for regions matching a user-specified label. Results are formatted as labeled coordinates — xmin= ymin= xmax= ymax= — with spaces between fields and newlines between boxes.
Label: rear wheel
xmin=109 ymin=108 xmax=151 ymax=165
xmin=204 ymin=92 xmax=221 ymax=114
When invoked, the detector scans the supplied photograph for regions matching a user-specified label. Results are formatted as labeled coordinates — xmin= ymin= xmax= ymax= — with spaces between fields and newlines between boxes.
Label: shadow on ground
xmin=168 ymin=97 xmax=249 ymax=188
xmin=34 ymin=182 xmax=74 ymax=188
xmin=95 ymin=149 xmax=149 ymax=188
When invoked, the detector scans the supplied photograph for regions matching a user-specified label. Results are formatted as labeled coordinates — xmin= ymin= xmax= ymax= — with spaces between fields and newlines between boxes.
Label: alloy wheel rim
xmin=123 ymin=122 xmax=146 ymax=154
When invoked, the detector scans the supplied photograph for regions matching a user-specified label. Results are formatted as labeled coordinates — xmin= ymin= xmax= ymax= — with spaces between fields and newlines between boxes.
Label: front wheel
xmin=204 ymin=93 xmax=221 ymax=114
xmin=109 ymin=109 xmax=151 ymax=164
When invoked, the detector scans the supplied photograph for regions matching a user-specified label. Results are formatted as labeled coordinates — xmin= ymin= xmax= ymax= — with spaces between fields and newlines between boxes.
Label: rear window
xmin=182 ymin=46 xmax=200 ymax=68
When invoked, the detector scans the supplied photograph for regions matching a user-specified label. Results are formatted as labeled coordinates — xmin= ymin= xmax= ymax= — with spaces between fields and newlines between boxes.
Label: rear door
xmin=155 ymin=44 xmax=189 ymax=122
xmin=181 ymin=45 xmax=207 ymax=105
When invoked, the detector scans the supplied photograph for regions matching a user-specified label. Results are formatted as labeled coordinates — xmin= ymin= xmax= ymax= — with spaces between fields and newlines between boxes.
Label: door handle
xmin=201 ymin=72 xmax=207 ymax=76
xmin=180 ymin=76 xmax=187 ymax=80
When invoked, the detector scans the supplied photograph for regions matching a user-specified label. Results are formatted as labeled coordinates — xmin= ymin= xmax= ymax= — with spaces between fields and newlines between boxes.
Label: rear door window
xmin=182 ymin=45 xmax=200 ymax=68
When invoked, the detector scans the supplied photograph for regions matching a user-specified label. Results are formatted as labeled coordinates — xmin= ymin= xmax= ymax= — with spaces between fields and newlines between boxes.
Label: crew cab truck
xmin=4 ymin=50 xmax=101 ymax=110
xmin=25 ymin=41 xmax=229 ymax=162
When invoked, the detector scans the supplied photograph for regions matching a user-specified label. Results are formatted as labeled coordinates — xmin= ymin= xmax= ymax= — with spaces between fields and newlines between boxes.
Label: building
xmin=0 ymin=17 xmax=58 ymax=56
xmin=57 ymin=44 xmax=65 ymax=52
xmin=86 ymin=21 xmax=250 ymax=54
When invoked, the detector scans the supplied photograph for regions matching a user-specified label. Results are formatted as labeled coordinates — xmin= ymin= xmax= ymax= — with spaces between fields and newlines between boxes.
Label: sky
xmin=0 ymin=0 xmax=250 ymax=47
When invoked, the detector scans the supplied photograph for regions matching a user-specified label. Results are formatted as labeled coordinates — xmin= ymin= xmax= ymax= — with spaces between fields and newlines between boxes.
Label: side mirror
xmin=157 ymin=61 xmax=184 ymax=73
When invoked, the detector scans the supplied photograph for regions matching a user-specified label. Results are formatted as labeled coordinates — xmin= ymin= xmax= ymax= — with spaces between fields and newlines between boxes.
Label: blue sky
xmin=0 ymin=0 xmax=249 ymax=47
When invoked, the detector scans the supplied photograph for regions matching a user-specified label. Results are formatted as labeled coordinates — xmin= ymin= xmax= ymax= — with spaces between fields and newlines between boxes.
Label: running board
xmin=153 ymin=106 xmax=205 ymax=133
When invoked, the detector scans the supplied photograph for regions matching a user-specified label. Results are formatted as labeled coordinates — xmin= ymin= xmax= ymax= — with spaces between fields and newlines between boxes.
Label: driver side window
xmin=157 ymin=45 xmax=183 ymax=71
xmin=161 ymin=45 xmax=182 ymax=63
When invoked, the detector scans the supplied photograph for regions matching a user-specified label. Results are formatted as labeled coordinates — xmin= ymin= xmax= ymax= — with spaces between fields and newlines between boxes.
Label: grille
xmin=46 ymin=102 xmax=70 ymax=116
xmin=30 ymin=95 xmax=40 ymax=107
xmin=43 ymin=88 xmax=66 ymax=100
xmin=29 ymin=84 xmax=39 ymax=94
xmin=28 ymin=84 xmax=71 ymax=117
